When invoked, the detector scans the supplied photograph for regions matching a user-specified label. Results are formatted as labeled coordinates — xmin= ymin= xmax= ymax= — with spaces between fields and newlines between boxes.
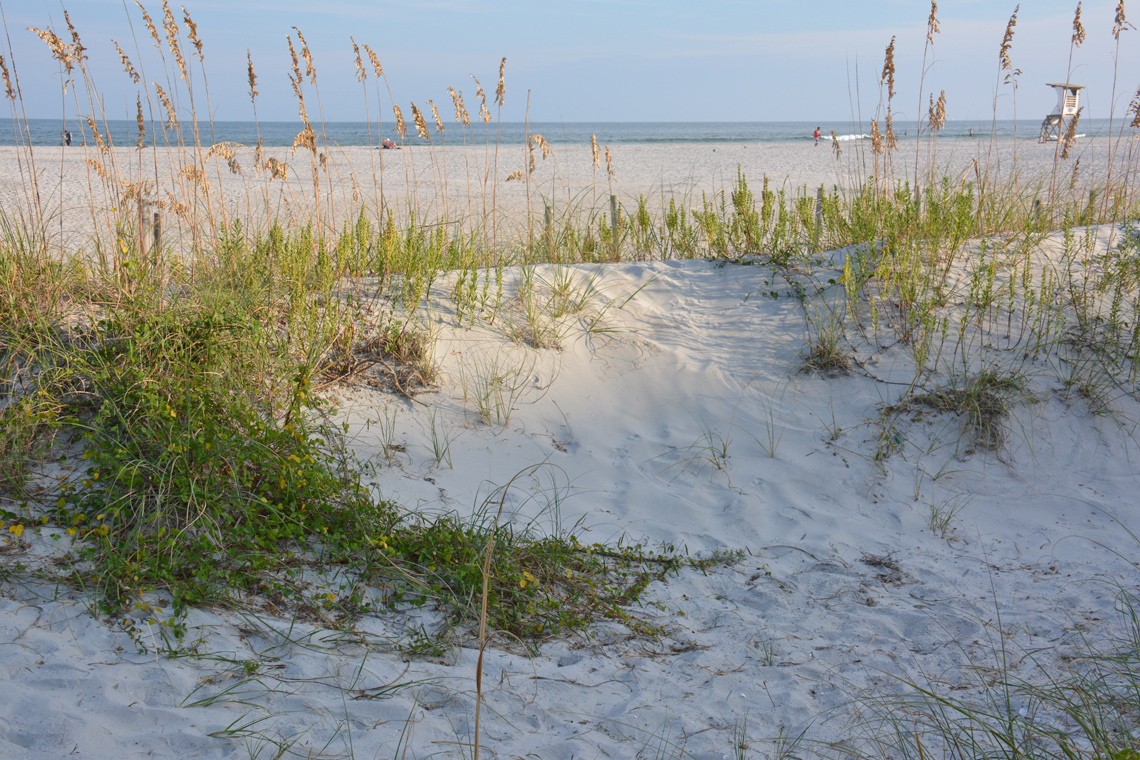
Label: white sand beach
xmin=1 ymin=140 xmax=1139 ymax=758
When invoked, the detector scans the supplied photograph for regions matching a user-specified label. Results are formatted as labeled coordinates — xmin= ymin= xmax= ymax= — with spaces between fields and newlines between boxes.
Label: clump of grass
xmin=888 ymin=370 xmax=1031 ymax=453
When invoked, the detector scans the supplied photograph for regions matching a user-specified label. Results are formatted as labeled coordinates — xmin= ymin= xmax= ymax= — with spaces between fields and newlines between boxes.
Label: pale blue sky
xmin=4 ymin=0 xmax=1138 ymax=125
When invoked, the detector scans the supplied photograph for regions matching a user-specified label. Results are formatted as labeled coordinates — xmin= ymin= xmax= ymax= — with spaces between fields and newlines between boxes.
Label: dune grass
xmin=0 ymin=1 xmax=1139 ymax=757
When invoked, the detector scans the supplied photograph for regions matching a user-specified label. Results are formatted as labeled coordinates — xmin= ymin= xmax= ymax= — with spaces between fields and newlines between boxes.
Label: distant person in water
xmin=813 ymin=127 xmax=821 ymax=146
xmin=62 ymin=130 xmax=71 ymax=147
xmin=969 ymin=128 xmax=974 ymax=137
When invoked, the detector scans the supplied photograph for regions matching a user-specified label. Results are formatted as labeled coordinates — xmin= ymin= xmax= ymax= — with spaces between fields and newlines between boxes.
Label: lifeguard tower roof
xmin=1046 ymin=83 xmax=1085 ymax=91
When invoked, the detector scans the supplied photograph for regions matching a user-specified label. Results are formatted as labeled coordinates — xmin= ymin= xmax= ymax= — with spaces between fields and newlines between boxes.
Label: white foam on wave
xmin=834 ymin=133 xmax=869 ymax=142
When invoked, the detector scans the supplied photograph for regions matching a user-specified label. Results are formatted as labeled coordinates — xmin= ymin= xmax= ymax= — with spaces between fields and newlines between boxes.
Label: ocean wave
xmin=834 ymin=134 xmax=869 ymax=142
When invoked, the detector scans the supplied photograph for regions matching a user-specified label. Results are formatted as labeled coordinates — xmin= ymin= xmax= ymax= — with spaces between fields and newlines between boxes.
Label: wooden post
xmin=138 ymin=198 xmax=149 ymax=258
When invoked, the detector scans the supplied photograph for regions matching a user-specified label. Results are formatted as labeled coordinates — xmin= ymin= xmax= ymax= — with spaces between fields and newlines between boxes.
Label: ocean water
xmin=2 ymin=117 xmax=1117 ymax=148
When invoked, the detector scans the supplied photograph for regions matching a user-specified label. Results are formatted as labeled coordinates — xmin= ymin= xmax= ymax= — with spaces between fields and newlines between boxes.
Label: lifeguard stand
xmin=1039 ymin=82 xmax=1084 ymax=142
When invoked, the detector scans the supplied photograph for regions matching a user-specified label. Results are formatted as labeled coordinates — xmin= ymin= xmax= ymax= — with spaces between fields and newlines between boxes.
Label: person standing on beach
xmin=813 ymin=127 xmax=821 ymax=146
xmin=62 ymin=130 xmax=71 ymax=146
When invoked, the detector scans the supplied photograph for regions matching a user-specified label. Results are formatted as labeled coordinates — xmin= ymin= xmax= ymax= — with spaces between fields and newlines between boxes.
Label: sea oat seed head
xmin=247 ymin=51 xmax=258 ymax=102
xmin=448 ymin=87 xmax=470 ymax=126
xmin=113 ymin=40 xmax=142 ymax=84
xmin=1114 ymin=1 xmax=1134 ymax=39
xmin=605 ymin=146 xmax=615 ymax=179
xmin=154 ymin=82 xmax=177 ymax=129
xmin=427 ymin=100 xmax=444 ymax=132
xmin=293 ymin=27 xmax=316 ymax=84
xmin=505 ymin=170 xmax=523 ymax=182
xmin=881 ymin=37 xmax=896 ymax=100
xmin=137 ymin=3 xmax=161 ymax=48
xmin=1061 ymin=106 xmax=1083 ymax=159
xmin=471 ymin=74 xmax=491 ymax=123
xmin=63 ymin=11 xmax=86 ymax=61
xmin=1129 ymin=84 xmax=1140 ymax=129
xmin=28 ymin=27 xmax=75 ymax=74
xmin=830 ymin=130 xmax=841 ymax=158
xmin=182 ymin=7 xmax=203 ymax=60
xmin=927 ymin=1 xmax=941 ymax=44
xmin=363 ymin=44 xmax=382 ymax=78
xmin=162 ymin=1 xmax=188 ymax=81
xmin=495 ymin=57 xmax=506 ymax=107
xmin=0 ymin=56 xmax=15 ymax=101
xmin=410 ymin=103 xmax=429 ymax=140
xmin=350 ymin=37 xmax=365 ymax=82
xmin=591 ymin=134 xmax=600 ymax=169
xmin=136 ymin=94 xmax=145 ymax=148
xmin=393 ymin=104 xmax=406 ymax=138
xmin=884 ymin=112 xmax=898 ymax=151
xmin=870 ymin=120 xmax=883 ymax=155
xmin=1072 ymin=2 xmax=1087 ymax=47
xmin=1000 ymin=6 xmax=1021 ymax=83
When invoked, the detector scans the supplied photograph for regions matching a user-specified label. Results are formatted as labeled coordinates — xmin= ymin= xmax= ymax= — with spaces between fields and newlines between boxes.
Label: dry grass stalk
xmin=870 ymin=120 xmax=883 ymax=155
xmin=393 ymin=104 xmax=407 ymax=138
xmin=471 ymin=74 xmax=491 ymax=123
xmin=605 ymin=146 xmax=615 ymax=179
xmin=591 ymin=134 xmax=600 ymax=170
xmin=182 ymin=7 xmax=203 ymax=61
xmin=528 ymin=140 xmax=535 ymax=175
xmin=162 ymin=1 xmax=187 ymax=81
xmin=28 ymin=27 xmax=76 ymax=74
xmin=63 ymin=11 xmax=86 ymax=62
xmin=154 ymin=82 xmax=177 ymax=129
xmin=928 ymin=91 xmax=947 ymax=132
xmin=830 ymin=130 xmax=841 ymax=159
xmin=254 ymin=139 xmax=264 ymax=171
xmin=1114 ymin=1 xmax=1134 ymax=39
xmin=136 ymin=95 xmax=145 ymax=148
xmin=428 ymin=100 xmax=444 ymax=132
xmin=137 ymin=2 xmax=161 ymax=49
xmin=292 ymin=125 xmax=317 ymax=154
xmin=1070 ymin=158 xmax=1082 ymax=190
xmin=247 ymin=51 xmax=258 ymax=102
xmin=926 ymin=1 xmax=941 ymax=44
xmin=448 ymin=87 xmax=470 ymax=126
xmin=1072 ymin=2 xmax=1086 ymax=47
xmin=505 ymin=170 xmax=523 ymax=182
xmin=113 ymin=40 xmax=141 ymax=84
xmin=363 ymin=44 xmax=382 ymax=77
xmin=881 ymin=36 xmax=896 ymax=100
xmin=350 ymin=37 xmax=365 ymax=82
xmin=495 ymin=57 xmax=506 ymax=107
xmin=410 ymin=103 xmax=429 ymax=141
xmin=293 ymin=27 xmax=316 ymax=84
xmin=266 ymin=156 xmax=289 ymax=181
xmin=1061 ymin=106 xmax=1082 ymax=159
xmin=86 ymin=116 xmax=107 ymax=151
xmin=85 ymin=158 xmax=109 ymax=182
xmin=884 ymin=113 xmax=897 ymax=151
xmin=0 ymin=56 xmax=14 ymax=101
xmin=1000 ymin=6 xmax=1021 ymax=83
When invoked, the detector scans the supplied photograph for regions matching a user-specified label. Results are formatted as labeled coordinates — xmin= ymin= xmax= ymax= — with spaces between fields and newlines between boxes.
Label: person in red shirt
xmin=813 ymin=127 xmax=821 ymax=146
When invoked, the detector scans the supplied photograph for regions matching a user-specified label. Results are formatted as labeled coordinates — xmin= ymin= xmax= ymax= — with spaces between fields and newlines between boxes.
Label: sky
xmin=3 ymin=0 xmax=1139 ymax=126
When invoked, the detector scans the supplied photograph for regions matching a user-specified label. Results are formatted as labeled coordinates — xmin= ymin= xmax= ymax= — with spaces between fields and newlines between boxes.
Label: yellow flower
xmin=8 ymin=524 xmax=24 ymax=538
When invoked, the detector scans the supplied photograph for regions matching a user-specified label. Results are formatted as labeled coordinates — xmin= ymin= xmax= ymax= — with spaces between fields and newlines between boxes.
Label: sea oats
xmin=591 ymin=134 xmax=600 ymax=170
xmin=136 ymin=95 xmax=145 ymax=148
xmin=28 ymin=27 xmax=74 ymax=74
xmin=606 ymin=146 xmax=615 ymax=179
xmin=266 ymin=157 xmax=288 ymax=181
xmin=881 ymin=36 xmax=896 ymax=100
xmin=1129 ymin=84 xmax=1140 ymax=128
xmin=1061 ymin=106 xmax=1082 ymax=159
xmin=351 ymin=38 xmax=365 ymax=82
xmin=247 ymin=51 xmax=258 ymax=102
xmin=428 ymin=100 xmax=444 ymax=132
xmin=85 ymin=158 xmax=109 ymax=181
xmin=1070 ymin=157 xmax=1082 ymax=189
xmin=928 ymin=90 xmax=948 ymax=132
xmin=830 ymin=130 xmax=841 ymax=159
xmin=884 ymin=113 xmax=897 ymax=150
xmin=1000 ymin=6 xmax=1021 ymax=83
xmin=927 ymin=1 xmax=941 ymax=44
xmin=1072 ymin=2 xmax=1086 ymax=48
xmin=113 ymin=40 xmax=141 ymax=84
xmin=393 ymin=104 xmax=407 ymax=138
xmin=471 ymin=74 xmax=491 ymax=123
xmin=154 ymin=82 xmax=177 ymax=128
xmin=63 ymin=11 xmax=86 ymax=62
xmin=182 ymin=7 xmax=203 ymax=60
xmin=162 ymin=1 xmax=187 ymax=82
xmin=495 ymin=57 xmax=506 ymax=107
xmin=363 ymin=44 xmax=382 ymax=77
xmin=137 ymin=2 xmax=161 ymax=49
xmin=0 ymin=56 xmax=14 ymax=101
xmin=292 ymin=125 xmax=316 ymax=154
xmin=448 ymin=87 xmax=470 ymax=126
xmin=287 ymin=36 xmax=302 ymax=87
xmin=411 ymin=103 xmax=429 ymax=140
xmin=870 ymin=120 xmax=883 ymax=155
xmin=505 ymin=170 xmax=523 ymax=182
xmin=531 ymin=133 xmax=551 ymax=160
xmin=1114 ymin=1 xmax=1133 ymax=39
xmin=528 ymin=140 xmax=535 ymax=175
xmin=293 ymin=27 xmax=316 ymax=84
